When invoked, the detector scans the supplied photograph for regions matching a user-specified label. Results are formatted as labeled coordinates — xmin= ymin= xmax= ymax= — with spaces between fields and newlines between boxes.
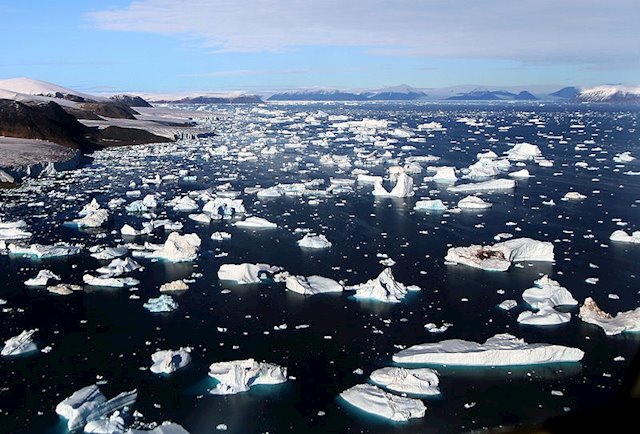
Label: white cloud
xmin=87 ymin=0 xmax=640 ymax=65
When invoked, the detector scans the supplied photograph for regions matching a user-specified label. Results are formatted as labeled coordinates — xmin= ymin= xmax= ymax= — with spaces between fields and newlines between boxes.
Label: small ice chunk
xmin=150 ymin=348 xmax=192 ymax=374
xmin=297 ymin=234 xmax=332 ymax=249
xmin=211 ymin=232 xmax=232 ymax=241
xmin=1 ymin=329 xmax=38 ymax=356
xmin=144 ymin=295 xmax=178 ymax=313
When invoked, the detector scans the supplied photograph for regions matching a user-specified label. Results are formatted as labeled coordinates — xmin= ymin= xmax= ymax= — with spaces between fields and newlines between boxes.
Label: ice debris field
xmin=0 ymin=101 xmax=639 ymax=433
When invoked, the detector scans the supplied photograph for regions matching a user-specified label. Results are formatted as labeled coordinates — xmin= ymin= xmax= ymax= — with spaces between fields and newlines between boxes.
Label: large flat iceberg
xmin=285 ymin=275 xmax=343 ymax=295
xmin=445 ymin=238 xmax=554 ymax=271
xmin=370 ymin=367 xmax=440 ymax=396
xmin=448 ymin=179 xmax=515 ymax=193
xmin=392 ymin=333 xmax=584 ymax=366
xmin=208 ymin=358 xmax=287 ymax=395
xmin=217 ymin=263 xmax=283 ymax=284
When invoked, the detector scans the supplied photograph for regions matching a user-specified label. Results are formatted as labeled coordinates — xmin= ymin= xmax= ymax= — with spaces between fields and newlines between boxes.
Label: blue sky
xmin=1 ymin=0 xmax=638 ymax=93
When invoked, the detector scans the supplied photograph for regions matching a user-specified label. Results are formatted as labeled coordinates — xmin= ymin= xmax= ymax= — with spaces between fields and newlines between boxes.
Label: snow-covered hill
xmin=577 ymin=85 xmax=640 ymax=103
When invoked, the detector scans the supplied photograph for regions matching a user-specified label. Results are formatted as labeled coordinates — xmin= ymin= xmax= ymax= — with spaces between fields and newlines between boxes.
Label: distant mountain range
xmin=445 ymin=89 xmax=538 ymax=101
xmin=575 ymin=86 xmax=640 ymax=103
xmin=267 ymin=85 xmax=427 ymax=101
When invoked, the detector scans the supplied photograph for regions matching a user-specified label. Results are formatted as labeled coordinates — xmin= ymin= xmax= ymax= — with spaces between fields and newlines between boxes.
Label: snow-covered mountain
xmin=576 ymin=85 xmax=640 ymax=103
xmin=0 ymin=77 xmax=106 ymax=103
xmin=267 ymin=85 xmax=426 ymax=101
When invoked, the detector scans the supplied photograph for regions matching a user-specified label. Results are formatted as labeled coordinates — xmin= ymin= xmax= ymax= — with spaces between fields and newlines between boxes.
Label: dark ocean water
xmin=0 ymin=102 xmax=639 ymax=433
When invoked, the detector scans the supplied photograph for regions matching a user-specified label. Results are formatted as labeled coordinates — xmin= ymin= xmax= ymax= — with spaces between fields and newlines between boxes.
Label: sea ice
xmin=208 ymin=359 xmax=287 ymax=394
xmin=143 ymin=295 xmax=178 ymax=313
xmin=445 ymin=238 xmax=554 ymax=271
xmin=579 ymin=297 xmax=640 ymax=335
xmin=609 ymin=230 xmax=640 ymax=244
xmin=393 ymin=333 xmax=584 ymax=366
xmin=217 ymin=263 xmax=283 ymax=284
xmin=339 ymin=383 xmax=426 ymax=421
xmin=347 ymin=268 xmax=419 ymax=303
xmin=150 ymin=348 xmax=192 ymax=374
xmin=1 ymin=329 xmax=38 ymax=356
xmin=285 ymin=275 xmax=343 ymax=295
xmin=234 ymin=217 xmax=277 ymax=229
xmin=414 ymin=199 xmax=447 ymax=211
xmin=448 ymin=179 xmax=515 ymax=193
xmin=457 ymin=195 xmax=492 ymax=209
xmin=297 ymin=234 xmax=332 ymax=248
xmin=24 ymin=269 xmax=61 ymax=286
xmin=370 ymin=367 xmax=440 ymax=395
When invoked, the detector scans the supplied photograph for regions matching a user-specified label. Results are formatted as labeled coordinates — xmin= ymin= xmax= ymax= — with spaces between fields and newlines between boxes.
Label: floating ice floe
xmin=83 ymin=274 xmax=139 ymax=288
xmin=188 ymin=213 xmax=211 ymax=224
xmin=70 ymin=208 xmax=109 ymax=229
xmin=234 ymin=217 xmax=277 ymax=229
xmin=424 ymin=322 xmax=452 ymax=333
xmin=609 ymin=230 xmax=640 ymax=244
xmin=128 ymin=422 xmax=190 ymax=434
xmin=90 ymin=246 xmax=129 ymax=260
xmin=457 ymin=195 xmax=492 ymax=209
xmin=47 ymin=283 xmax=82 ymax=295
xmin=159 ymin=280 xmax=189 ymax=292
xmin=393 ymin=333 xmax=584 ymax=366
xmin=217 ymin=263 xmax=283 ymax=284
xmin=517 ymin=308 xmax=571 ymax=326
xmin=370 ymin=367 xmax=440 ymax=395
xmin=150 ymin=348 xmax=192 ymax=374
xmin=522 ymin=275 xmax=577 ymax=309
xmin=445 ymin=238 xmax=554 ymax=271
xmin=55 ymin=384 xmax=137 ymax=432
xmin=96 ymin=257 xmax=141 ymax=276
xmin=373 ymin=173 xmax=414 ymax=198
xmin=208 ymin=359 xmax=287 ymax=395
xmin=1 ymin=329 xmax=38 ymax=356
xmin=505 ymin=143 xmax=542 ymax=161
xmin=424 ymin=166 xmax=457 ymax=183
xmin=464 ymin=158 xmax=510 ymax=179
xmin=8 ymin=243 xmax=82 ymax=258
xmin=498 ymin=299 xmax=518 ymax=310
xmin=347 ymin=268 xmax=420 ymax=303
xmin=285 ymin=275 xmax=343 ymax=295
xmin=297 ymin=233 xmax=332 ymax=248
xmin=0 ymin=225 xmax=32 ymax=240
xmin=448 ymin=178 xmax=515 ymax=193
xmin=579 ymin=297 xmax=640 ymax=335
xmin=202 ymin=197 xmax=246 ymax=218
xmin=613 ymin=151 xmax=635 ymax=163
xmin=144 ymin=295 xmax=178 ymax=313
xmin=133 ymin=233 xmax=201 ymax=262
xmin=562 ymin=191 xmax=587 ymax=201
xmin=339 ymin=383 xmax=426 ymax=421
xmin=509 ymin=169 xmax=531 ymax=178
xmin=211 ymin=231 xmax=232 ymax=241
xmin=24 ymin=269 xmax=61 ymax=286
xmin=414 ymin=199 xmax=446 ymax=211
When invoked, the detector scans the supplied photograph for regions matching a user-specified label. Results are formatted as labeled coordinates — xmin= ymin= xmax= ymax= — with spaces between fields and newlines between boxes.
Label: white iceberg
xmin=339 ymin=383 xmax=426 ymax=421
xmin=414 ymin=199 xmax=446 ymax=211
xmin=55 ymin=384 xmax=137 ymax=432
xmin=609 ymin=230 xmax=640 ymax=244
xmin=25 ymin=270 xmax=61 ymax=286
xmin=0 ymin=227 xmax=32 ymax=240
xmin=96 ymin=257 xmax=141 ymax=276
xmin=457 ymin=195 xmax=492 ymax=210
xmin=83 ymin=411 xmax=126 ymax=433
xmin=70 ymin=208 xmax=108 ymax=228
xmin=370 ymin=367 xmax=440 ymax=396
xmin=127 ymin=423 xmax=190 ymax=434
xmin=444 ymin=238 xmax=554 ymax=271
xmin=47 ymin=283 xmax=82 ymax=295
xmin=393 ymin=333 xmax=584 ymax=366
xmin=8 ymin=243 xmax=82 ymax=258
xmin=150 ymin=348 xmax=192 ymax=374
xmin=137 ymin=233 xmax=201 ymax=262
xmin=424 ymin=166 xmax=457 ymax=183
xmin=83 ymin=274 xmax=139 ymax=288
xmin=522 ymin=275 xmax=577 ymax=309
xmin=297 ymin=234 xmax=332 ymax=249
xmin=90 ymin=246 xmax=128 ymax=260
xmin=373 ymin=173 xmax=414 ymax=198
xmin=1 ymin=329 xmax=38 ymax=356
xmin=448 ymin=178 xmax=515 ymax=193
xmin=211 ymin=231 xmax=232 ymax=241
xmin=517 ymin=308 xmax=571 ymax=325
xmin=506 ymin=143 xmax=542 ymax=161
xmin=579 ymin=297 xmax=640 ymax=335
xmin=234 ymin=217 xmax=277 ymax=229
xmin=203 ymin=197 xmax=246 ymax=217
xmin=144 ymin=295 xmax=178 ymax=313
xmin=208 ymin=359 xmax=287 ymax=395
xmin=159 ymin=280 xmax=189 ymax=292
xmin=509 ymin=169 xmax=531 ymax=178
xmin=285 ymin=275 xmax=343 ymax=295
xmin=562 ymin=191 xmax=587 ymax=201
xmin=347 ymin=268 xmax=420 ymax=303
xmin=217 ymin=263 xmax=283 ymax=284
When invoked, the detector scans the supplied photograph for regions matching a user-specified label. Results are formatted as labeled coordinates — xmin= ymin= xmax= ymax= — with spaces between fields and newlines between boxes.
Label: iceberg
xmin=297 ymin=234 xmax=332 ymax=249
xmin=373 ymin=173 xmax=414 ymax=198
xmin=8 ymin=243 xmax=82 ymax=258
xmin=457 ymin=195 xmax=492 ymax=209
xmin=424 ymin=166 xmax=457 ymax=183
xmin=217 ymin=263 xmax=283 ymax=284
xmin=506 ymin=143 xmax=542 ymax=161
xmin=188 ymin=213 xmax=211 ymax=224
xmin=47 ymin=283 xmax=82 ymax=295
xmin=208 ymin=359 xmax=287 ymax=395
xmin=144 ymin=295 xmax=178 ymax=313
xmin=285 ymin=275 xmax=343 ymax=295
xmin=234 ymin=216 xmax=277 ymax=229
xmin=370 ymin=367 xmax=440 ymax=396
xmin=444 ymin=238 xmax=554 ymax=271
xmin=137 ymin=233 xmax=201 ymax=262
xmin=96 ymin=257 xmax=141 ymax=276
xmin=1 ymin=329 xmax=38 ymax=356
xmin=150 ymin=348 xmax=192 ymax=374
xmin=211 ymin=231 xmax=232 ymax=241
xmin=127 ymin=423 xmax=190 ymax=434
xmin=339 ymin=383 xmax=426 ymax=421
xmin=55 ymin=384 xmax=137 ymax=432
xmin=83 ymin=274 xmax=139 ymax=288
xmin=0 ymin=227 xmax=32 ymax=240
xmin=83 ymin=411 xmax=126 ymax=433
xmin=393 ymin=333 xmax=584 ymax=366
xmin=414 ymin=199 xmax=446 ymax=211
xmin=562 ymin=191 xmax=587 ymax=200
xmin=517 ymin=308 xmax=571 ymax=325
xmin=448 ymin=178 xmax=515 ymax=193
xmin=202 ymin=197 xmax=246 ymax=217
xmin=609 ymin=229 xmax=640 ymax=244
xmin=25 ymin=269 xmax=61 ymax=286
xmin=522 ymin=275 xmax=577 ymax=309
xmin=579 ymin=297 xmax=640 ymax=335
xmin=70 ymin=208 xmax=108 ymax=228
xmin=0 ymin=219 xmax=27 ymax=229
xmin=159 ymin=280 xmax=189 ymax=292
xmin=347 ymin=268 xmax=420 ymax=303
xmin=90 ymin=246 xmax=129 ymax=260
xmin=509 ymin=169 xmax=531 ymax=178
